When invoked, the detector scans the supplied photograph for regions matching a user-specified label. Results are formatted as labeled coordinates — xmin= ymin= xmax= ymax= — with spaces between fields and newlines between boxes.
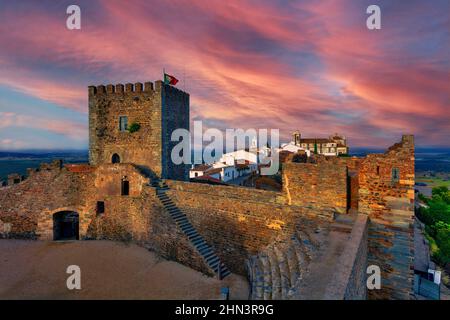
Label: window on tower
xmin=119 ymin=116 xmax=128 ymax=132
xmin=392 ymin=168 xmax=400 ymax=183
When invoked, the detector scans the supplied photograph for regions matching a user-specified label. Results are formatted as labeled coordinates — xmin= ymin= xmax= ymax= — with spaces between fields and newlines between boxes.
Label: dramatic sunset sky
xmin=0 ymin=0 xmax=448 ymax=150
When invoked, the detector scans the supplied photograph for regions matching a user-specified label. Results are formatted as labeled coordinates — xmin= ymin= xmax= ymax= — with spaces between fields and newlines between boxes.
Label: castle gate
xmin=53 ymin=211 xmax=79 ymax=241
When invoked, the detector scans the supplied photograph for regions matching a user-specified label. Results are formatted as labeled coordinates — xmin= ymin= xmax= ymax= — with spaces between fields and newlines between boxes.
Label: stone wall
xmin=282 ymin=158 xmax=348 ymax=213
xmin=0 ymin=161 xmax=94 ymax=239
xmin=358 ymin=135 xmax=415 ymax=299
xmin=141 ymin=186 xmax=214 ymax=276
xmin=163 ymin=180 xmax=334 ymax=275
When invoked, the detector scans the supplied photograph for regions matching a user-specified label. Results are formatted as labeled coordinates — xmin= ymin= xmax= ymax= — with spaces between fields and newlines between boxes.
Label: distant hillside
xmin=0 ymin=150 xmax=88 ymax=181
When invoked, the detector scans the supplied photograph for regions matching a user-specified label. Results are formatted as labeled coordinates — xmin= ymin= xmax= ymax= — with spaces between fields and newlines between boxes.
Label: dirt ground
xmin=0 ymin=240 xmax=249 ymax=300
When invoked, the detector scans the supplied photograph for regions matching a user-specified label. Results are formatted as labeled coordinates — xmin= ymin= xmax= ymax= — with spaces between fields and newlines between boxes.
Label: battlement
xmin=88 ymin=80 xmax=189 ymax=97
xmin=0 ymin=160 xmax=65 ymax=188
xmin=89 ymin=81 xmax=159 ymax=96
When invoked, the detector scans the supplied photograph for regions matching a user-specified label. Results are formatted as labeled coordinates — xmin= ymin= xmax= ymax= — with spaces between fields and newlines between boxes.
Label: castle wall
xmin=282 ymin=159 xmax=348 ymax=213
xmin=141 ymin=186 xmax=214 ymax=276
xmin=324 ymin=214 xmax=369 ymax=300
xmin=358 ymin=135 xmax=415 ymax=299
xmin=0 ymin=161 xmax=94 ymax=239
xmin=162 ymin=180 xmax=334 ymax=275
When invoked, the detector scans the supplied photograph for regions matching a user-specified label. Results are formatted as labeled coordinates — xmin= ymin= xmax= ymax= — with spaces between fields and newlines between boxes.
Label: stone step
xmin=296 ymin=231 xmax=314 ymax=261
xmin=292 ymin=237 xmax=309 ymax=273
xmin=247 ymin=258 xmax=257 ymax=300
xmin=199 ymin=246 xmax=214 ymax=257
xmin=203 ymin=251 xmax=215 ymax=260
xmin=178 ymin=221 xmax=191 ymax=228
xmin=172 ymin=211 xmax=185 ymax=217
xmin=187 ymin=229 xmax=203 ymax=242
xmin=285 ymin=245 xmax=301 ymax=288
xmin=154 ymin=182 xmax=231 ymax=279
xmin=260 ymin=253 xmax=272 ymax=300
xmin=193 ymin=238 xmax=206 ymax=251
xmin=196 ymin=241 xmax=208 ymax=249
xmin=209 ymin=259 xmax=220 ymax=271
xmin=181 ymin=226 xmax=194 ymax=235
xmin=206 ymin=255 xmax=219 ymax=266
xmin=273 ymin=246 xmax=290 ymax=299
xmin=268 ymin=248 xmax=282 ymax=300
xmin=254 ymin=257 xmax=265 ymax=300
xmin=221 ymin=268 xmax=231 ymax=278
xmin=171 ymin=212 xmax=184 ymax=219
xmin=185 ymin=230 xmax=197 ymax=237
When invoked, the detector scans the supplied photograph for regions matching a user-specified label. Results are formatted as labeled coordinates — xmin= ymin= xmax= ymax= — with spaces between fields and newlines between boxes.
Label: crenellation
xmin=106 ymin=84 xmax=115 ymax=93
xmin=144 ymin=81 xmax=154 ymax=91
xmin=125 ymin=83 xmax=134 ymax=92
xmin=7 ymin=173 xmax=23 ymax=186
xmin=96 ymin=85 xmax=106 ymax=94
xmin=115 ymin=83 xmax=124 ymax=93
xmin=88 ymin=82 xmax=158 ymax=96
xmin=88 ymin=85 xmax=97 ymax=95
xmin=134 ymin=82 xmax=143 ymax=92
xmin=155 ymin=80 xmax=163 ymax=91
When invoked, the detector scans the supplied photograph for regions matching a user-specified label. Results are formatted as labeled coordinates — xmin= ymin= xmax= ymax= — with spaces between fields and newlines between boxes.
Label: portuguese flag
xmin=164 ymin=73 xmax=179 ymax=86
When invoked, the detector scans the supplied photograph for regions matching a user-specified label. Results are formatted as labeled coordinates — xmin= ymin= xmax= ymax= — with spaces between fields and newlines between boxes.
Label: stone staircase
xmin=247 ymin=231 xmax=318 ymax=300
xmin=148 ymin=175 xmax=231 ymax=279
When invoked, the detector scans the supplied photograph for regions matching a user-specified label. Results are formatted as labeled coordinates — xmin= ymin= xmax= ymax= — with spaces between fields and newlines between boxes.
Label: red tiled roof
xmin=299 ymin=138 xmax=333 ymax=144
xmin=191 ymin=164 xmax=212 ymax=172
xmin=65 ymin=164 xmax=95 ymax=173
xmin=192 ymin=175 xmax=223 ymax=184
xmin=206 ymin=167 xmax=222 ymax=174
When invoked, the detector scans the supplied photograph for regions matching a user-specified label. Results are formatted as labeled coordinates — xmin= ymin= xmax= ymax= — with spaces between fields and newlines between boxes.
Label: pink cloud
xmin=0 ymin=0 xmax=447 ymax=147
xmin=0 ymin=112 xmax=86 ymax=141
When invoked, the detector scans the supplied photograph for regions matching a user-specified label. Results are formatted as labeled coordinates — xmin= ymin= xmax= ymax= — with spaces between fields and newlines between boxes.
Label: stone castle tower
xmin=88 ymin=80 xmax=189 ymax=180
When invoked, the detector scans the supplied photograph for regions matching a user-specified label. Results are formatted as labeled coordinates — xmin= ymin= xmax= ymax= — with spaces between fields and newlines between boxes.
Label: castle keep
xmin=89 ymin=80 xmax=189 ymax=180
xmin=0 ymin=80 xmax=415 ymax=300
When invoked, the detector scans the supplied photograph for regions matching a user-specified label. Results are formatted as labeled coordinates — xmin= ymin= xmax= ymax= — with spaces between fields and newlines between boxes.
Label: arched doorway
xmin=53 ymin=211 xmax=79 ymax=240
xmin=112 ymin=153 xmax=121 ymax=164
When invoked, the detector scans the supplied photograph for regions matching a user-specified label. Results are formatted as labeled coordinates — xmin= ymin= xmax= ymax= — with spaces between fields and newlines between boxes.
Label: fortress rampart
xmin=0 ymin=80 xmax=415 ymax=300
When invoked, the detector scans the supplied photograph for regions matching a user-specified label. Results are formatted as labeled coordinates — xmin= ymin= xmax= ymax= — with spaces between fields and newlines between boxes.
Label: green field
xmin=416 ymin=176 xmax=450 ymax=188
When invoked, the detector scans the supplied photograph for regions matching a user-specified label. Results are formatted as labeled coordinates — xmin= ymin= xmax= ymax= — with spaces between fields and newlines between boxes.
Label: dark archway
xmin=112 ymin=153 xmax=121 ymax=164
xmin=53 ymin=211 xmax=79 ymax=240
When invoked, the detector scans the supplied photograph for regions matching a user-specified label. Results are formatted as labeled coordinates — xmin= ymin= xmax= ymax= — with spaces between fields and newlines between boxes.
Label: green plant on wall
xmin=128 ymin=122 xmax=141 ymax=133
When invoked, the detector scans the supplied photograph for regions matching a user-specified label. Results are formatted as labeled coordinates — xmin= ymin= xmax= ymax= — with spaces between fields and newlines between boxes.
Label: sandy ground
xmin=0 ymin=240 xmax=249 ymax=300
